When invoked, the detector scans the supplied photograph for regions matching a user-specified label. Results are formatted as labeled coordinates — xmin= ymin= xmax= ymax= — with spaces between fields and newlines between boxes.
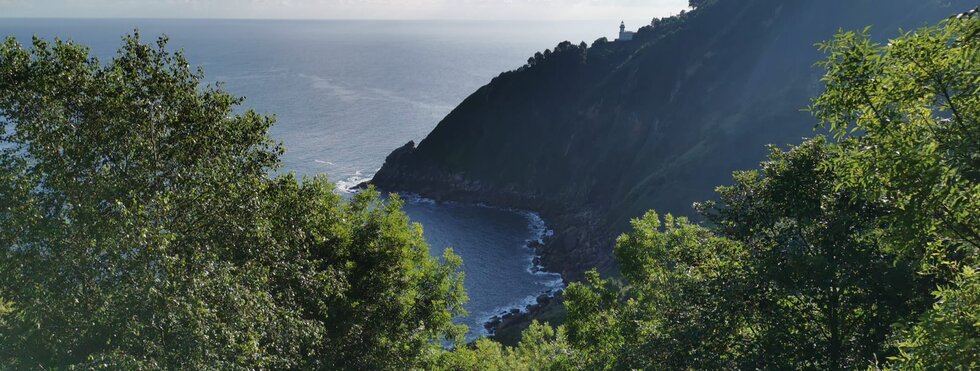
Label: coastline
xmin=364 ymin=143 xmax=619 ymax=338
xmin=343 ymin=178 xmax=567 ymax=339
xmin=479 ymin=209 xmax=564 ymax=338
xmin=365 ymin=140 xmax=615 ymax=282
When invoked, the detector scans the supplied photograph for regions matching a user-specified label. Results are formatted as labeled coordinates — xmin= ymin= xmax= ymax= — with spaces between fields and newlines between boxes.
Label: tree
xmin=0 ymin=33 xmax=466 ymax=369
xmin=698 ymin=138 xmax=930 ymax=369
xmin=426 ymin=321 xmax=578 ymax=370
xmin=557 ymin=139 xmax=928 ymax=370
xmin=810 ymin=10 xmax=980 ymax=368
xmin=892 ymin=267 xmax=980 ymax=369
xmin=563 ymin=213 xmax=749 ymax=370
xmin=810 ymin=12 xmax=980 ymax=277
xmin=441 ymin=11 xmax=980 ymax=370
xmin=689 ymin=0 xmax=712 ymax=10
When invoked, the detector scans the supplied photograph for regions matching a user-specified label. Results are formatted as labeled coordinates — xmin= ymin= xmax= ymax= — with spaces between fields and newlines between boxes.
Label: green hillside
xmin=373 ymin=0 xmax=976 ymax=280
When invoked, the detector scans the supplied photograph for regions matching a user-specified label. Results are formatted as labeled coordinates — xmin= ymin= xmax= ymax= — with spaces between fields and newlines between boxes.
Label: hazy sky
xmin=1 ymin=0 xmax=689 ymax=20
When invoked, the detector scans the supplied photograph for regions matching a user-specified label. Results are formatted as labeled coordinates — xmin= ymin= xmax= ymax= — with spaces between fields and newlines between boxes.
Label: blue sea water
xmin=0 ymin=18 xmax=618 ymax=337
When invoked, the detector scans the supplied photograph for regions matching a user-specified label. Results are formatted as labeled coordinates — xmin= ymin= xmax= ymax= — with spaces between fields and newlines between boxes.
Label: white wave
xmin=472 ymin=209 xmax=565 ymax=337
xmin=384 ymin=197 xmax=566 ymax=338
xmin=335 ymin=171 xmax=372 ymax=193
xmin=476 ymin=277 xmax=564 ymax=337
xmin=400 ymin=192 xmax=437 ymax=205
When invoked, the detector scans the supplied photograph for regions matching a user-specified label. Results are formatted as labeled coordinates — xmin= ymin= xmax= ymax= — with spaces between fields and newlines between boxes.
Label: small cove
xmin=0 ymin=18 xmax=617 ymax=338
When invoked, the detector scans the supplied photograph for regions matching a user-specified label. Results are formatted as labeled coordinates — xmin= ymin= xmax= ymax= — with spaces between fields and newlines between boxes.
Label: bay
xmin=0 ymin=18 xmax=622 ymax=337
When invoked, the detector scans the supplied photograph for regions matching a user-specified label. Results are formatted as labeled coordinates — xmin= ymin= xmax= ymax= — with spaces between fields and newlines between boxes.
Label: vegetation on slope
xmin=424 ymin=12 xmax=980 ymax=369
xmin=0 ymin=34 xmax=466 ymax=369
xmin=1 ymin=4 xmax=978 ymax=370
xmin=372 ymin=0 xmax=977 ymax=279
xmin=430 ymin=10 xmax=980 ymax=370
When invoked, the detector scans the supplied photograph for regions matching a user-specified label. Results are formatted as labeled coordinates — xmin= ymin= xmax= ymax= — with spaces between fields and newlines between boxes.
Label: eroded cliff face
xmin=372 ymin=0 xmax=975 ymax=281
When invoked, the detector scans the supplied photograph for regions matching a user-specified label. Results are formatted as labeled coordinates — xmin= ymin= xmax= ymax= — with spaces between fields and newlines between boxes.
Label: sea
xmin=0 ymin=18 xmax=623 ymax=338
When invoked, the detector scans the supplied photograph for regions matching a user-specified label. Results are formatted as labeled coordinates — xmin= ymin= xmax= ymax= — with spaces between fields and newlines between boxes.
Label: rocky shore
xmin=369 ymin=141 xmax=616 ymax=338
xmin=484 ymin=291 xmax=565 ymax=346
xmin=371 ymin=141 xmax=615 ymax=283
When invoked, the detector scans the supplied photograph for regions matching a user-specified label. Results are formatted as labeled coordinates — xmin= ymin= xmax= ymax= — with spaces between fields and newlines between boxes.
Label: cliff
xmin=372 ymin=0 xmax=976 ymax=282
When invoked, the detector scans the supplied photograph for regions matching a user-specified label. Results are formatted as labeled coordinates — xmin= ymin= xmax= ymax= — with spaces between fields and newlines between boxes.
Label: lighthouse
xmin=617 ymin=21 xmax=635 ymax=42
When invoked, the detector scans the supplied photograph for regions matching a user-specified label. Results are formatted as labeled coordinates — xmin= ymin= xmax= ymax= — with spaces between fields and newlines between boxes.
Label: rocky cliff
xmin=372 ymin=0 xmax=976 ymax=282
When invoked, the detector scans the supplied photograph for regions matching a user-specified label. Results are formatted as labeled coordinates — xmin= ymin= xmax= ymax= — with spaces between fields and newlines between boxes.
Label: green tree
xmin=810 ymin=10 xmax=980 ymax=368
xmin=892 ymin=267 xmax=980 ymax=369
xmin=810 ymin=12 xmax=980 ymax=276
xmin=689 ymin=0 xmax=712 ymax=10
xmin=699 ymin=138 xmax=929 ymax=369
xmin=427 ymin=321 xmax=578 ymax=370
xmin=436 ymin=11 xmax=980 ymax=370
xmin=0 ymin=33 xmax=465 ymax=369
xmin=555 ymin=139 xmax=931 ymax=370
xmin=563 ymin=213 xmax=749 ymax=370
xmin=464 ymin=11 xmax=980 ymax=370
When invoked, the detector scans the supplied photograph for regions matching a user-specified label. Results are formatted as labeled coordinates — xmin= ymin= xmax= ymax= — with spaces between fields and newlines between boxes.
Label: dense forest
xmin=1 ymin=1 xmax=979 ymax=370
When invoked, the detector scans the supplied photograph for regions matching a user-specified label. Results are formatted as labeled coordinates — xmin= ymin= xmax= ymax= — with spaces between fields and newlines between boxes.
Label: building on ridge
xmin=617 ymin=21 xmax=635 ymax=41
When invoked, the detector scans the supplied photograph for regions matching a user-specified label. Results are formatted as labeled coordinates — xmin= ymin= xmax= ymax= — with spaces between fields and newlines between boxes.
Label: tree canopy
xmin=428 ymin=11 xmax=980 ymax=370
xmin=1 ymin=6 xmax=978 ymax=370
xmin=0 ymin=33 xmax=466 ymax=369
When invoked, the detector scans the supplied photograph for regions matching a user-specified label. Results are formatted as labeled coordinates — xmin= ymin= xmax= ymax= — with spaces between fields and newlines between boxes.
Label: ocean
xmin=0 ymin=18 xmax=621 ymax=338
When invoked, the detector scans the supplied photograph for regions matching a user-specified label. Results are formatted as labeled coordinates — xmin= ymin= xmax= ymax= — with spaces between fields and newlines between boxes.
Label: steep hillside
xmin=372 ymin=0 xmax=976 ymax=281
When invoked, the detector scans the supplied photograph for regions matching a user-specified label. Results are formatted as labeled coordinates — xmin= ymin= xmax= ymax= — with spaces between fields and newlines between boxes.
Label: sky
xmin=0 ymin=0 xmax=689 ymax=20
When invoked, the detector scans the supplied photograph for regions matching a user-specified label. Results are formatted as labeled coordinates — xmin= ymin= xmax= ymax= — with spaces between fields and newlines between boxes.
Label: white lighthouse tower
xmin=617 ymin=21 xmax=635 ymax=41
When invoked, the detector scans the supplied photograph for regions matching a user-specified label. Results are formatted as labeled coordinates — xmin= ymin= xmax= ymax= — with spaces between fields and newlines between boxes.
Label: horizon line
xmin=0 ymin=16 xmax=656 ymax=23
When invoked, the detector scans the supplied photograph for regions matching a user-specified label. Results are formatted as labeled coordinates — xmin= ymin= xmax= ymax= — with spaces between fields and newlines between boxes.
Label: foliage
xmin=809 ymin=13 xmax=980 ymax=368
xmin=2 ymin=3 xmax=979 ymax=370
xmin=564 ymin=213 xmax=749 ymax=370
xmin=699 ymin=138 xmax=929 ymax=369
xmin=0 ymin=33 xmax=465 ymax=369
xmin=552 ymin=138 xmax=928 ymax=369
xmin=688 ymin=0 xmax=713 ymax=10
xmin=0 ymin=296 xmax=10 ymax=325
xmin=426 ymin=321 xmax=578 ymax=370
xmin=811 ymin=12 xmax=980 ymax=276
xmin=892 ymin=266 xmax=980 ymax=369
xmin=522 ymin=40 xmax=589 ymax=70
xmin=526 ymin=13 xmax=980 ymax=370
xmin=431 ymin=130 xmax=968 ymax=370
